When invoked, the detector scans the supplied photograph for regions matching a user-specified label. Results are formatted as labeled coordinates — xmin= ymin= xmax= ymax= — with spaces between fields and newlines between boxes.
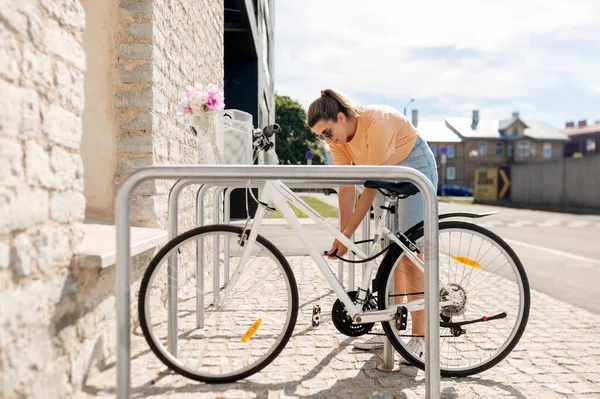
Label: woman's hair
xmin=307 ymin=88 xmax=361 ymax=127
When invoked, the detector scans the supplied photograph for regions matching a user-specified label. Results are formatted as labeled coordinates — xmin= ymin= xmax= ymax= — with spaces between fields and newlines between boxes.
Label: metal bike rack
xmin=116 ymin=165 xmax=440 ymax=399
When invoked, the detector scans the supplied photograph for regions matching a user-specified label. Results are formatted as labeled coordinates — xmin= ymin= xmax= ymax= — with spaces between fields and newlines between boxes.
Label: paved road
xmin=440 ymin=201 xmax=600 ymax=315
xmin=256 ymin=193 xmax=600 ymax=315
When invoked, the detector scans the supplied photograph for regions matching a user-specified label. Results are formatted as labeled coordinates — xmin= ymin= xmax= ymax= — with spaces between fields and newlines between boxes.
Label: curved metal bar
xmin=116 ymin=165 xmax=439 ymax=399
xmin=195 ymin=184 xmax=211 ymax=329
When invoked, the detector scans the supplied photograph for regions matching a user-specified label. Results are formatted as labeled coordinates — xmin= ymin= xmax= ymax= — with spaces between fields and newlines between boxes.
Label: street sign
xmin=474 ymin=167 xmax=511 ymax=201
xmin=498 ymin=167 xmax=511 ymax=199
xmin=440 ymin=154 xmax=447 ymax=165
xmin=474 ymin=168 xmax=498 ymax=201
xmin=440 ymin=146 xmax=448 ymax=155
xmin=305 ymin=151 xmax=313 ymax=165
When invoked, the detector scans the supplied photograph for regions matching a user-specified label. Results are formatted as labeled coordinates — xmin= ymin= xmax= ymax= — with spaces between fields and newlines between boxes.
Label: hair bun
xmin=320 ymin=89 xmax=329 ymax=97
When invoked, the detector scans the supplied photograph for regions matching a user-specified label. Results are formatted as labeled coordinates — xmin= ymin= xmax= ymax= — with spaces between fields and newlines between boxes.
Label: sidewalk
xmin=80 ymin=254 xmax=600 ymax=398
xmin=80 ymin=194 xmax=600 ymax=398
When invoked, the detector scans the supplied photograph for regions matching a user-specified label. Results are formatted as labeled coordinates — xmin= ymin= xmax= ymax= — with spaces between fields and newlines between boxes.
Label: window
xmin=478 ymin=141 xmax=487 ymax=156
xmin=517 ymin=140 xmax=532 ymax=157
xmin=543 ymin=143 xmax=552 ymax=158
xmin=447 ymin=144 xmax=455 ymax=158
xmin=507 ymin=142 xmax=513 ymax=158
xmin=586 ymin=138 xmax=596 ymax=152
xmin=430 ymin=145 xmax=437 ymax=157
xmin=446 ymin=167 xmax=456 ymax=180
xmin=495 ymin=142 xmax=504 ymax=156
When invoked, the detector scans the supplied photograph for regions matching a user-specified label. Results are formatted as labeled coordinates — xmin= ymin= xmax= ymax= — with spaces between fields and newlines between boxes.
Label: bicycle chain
xmin=368 ymin=291 xmax=455 ymax=338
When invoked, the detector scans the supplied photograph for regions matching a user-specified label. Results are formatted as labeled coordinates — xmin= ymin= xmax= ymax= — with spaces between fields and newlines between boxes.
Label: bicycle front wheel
xmin=377 ymin=221 xmax=530 ymax=377
xmin=139 ymin=224 xmax=299 ymax=383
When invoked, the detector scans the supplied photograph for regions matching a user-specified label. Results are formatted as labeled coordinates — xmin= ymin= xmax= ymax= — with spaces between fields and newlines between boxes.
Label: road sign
xmin=305 ymin=151 xmax=313 ymax=160
xmin=440 ymin=154 xmax=447 ymax=165
xmin=474 ymin=167 xmax=511 ymax=201
xmin=440 ymin=146 xmax=448 ymax=155
xmin=498 ymin=167 xmax=511 ymax=199
xmin=474 ymin=168 xmax=498 ymax=201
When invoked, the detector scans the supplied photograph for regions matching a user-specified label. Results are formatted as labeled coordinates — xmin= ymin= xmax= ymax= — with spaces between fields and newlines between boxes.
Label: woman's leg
xmin=393 ymin=137 xmax=438 ymax=336
xmin=393 ymin=192 xmax=425 ymax=335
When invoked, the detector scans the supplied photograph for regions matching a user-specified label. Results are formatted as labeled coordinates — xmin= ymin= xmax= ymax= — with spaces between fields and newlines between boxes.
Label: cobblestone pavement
xmin=80 ymin=256 xmax=600 ymax=398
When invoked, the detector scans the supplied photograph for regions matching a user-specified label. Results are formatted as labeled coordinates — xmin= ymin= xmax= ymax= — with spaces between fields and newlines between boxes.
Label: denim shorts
xmin=373 ymin=136 xmax=438 ymax=231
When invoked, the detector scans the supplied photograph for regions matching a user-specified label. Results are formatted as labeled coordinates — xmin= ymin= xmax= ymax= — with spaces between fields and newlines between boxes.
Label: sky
xmin=273 ymin=0 xmax=600 ymax=129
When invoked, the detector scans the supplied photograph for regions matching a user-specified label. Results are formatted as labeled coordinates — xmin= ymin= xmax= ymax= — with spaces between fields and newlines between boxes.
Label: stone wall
xmin=0 ymin=0 xmax=87 ymax=396
xmin=116 ymin=0 xmax=225 ymax=230
xmin=0 ymin=0 xmax=225 ymax=396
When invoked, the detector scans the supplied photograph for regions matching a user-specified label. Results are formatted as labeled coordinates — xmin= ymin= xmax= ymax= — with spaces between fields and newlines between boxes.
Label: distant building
xmin=413 ymin=110 xmax=567 ymax=188
xmin=563 ymin=120 xmax=600 ymax=157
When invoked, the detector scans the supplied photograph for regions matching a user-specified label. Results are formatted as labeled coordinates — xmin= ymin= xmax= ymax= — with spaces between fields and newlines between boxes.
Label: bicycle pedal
xmin=312 ymin=305 xmax=321 ymax=327
xmin=395 ymin=306 xmax=408 ymax=331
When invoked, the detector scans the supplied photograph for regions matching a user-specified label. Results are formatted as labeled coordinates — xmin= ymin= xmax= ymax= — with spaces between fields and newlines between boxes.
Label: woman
xmin=307 ymin=88 xmax=438 ymax=356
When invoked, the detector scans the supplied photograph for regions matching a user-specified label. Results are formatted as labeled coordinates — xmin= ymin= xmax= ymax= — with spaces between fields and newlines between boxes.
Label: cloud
xmin=274 ymin=0 xmax=600 ymax=125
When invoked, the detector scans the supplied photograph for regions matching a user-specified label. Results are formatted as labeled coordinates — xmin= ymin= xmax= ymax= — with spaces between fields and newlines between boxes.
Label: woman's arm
xmin=338 ymin=185 xmax=355 ymax=233
xmin=341 ymin=187 xmax=377 ymax=237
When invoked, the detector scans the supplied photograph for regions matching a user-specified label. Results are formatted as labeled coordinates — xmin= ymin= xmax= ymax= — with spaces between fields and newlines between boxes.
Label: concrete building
xmin=0 ymin=0 xmax=274 ymax=396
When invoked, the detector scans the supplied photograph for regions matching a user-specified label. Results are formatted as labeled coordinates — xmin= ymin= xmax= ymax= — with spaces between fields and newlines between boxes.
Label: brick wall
xmin=0 ymin=0 xmax=87 ymax=397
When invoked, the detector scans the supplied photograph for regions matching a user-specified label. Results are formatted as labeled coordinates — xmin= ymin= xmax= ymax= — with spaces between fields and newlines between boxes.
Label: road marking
xmin=566 ymin=221 xmax=592 ymax=228
xmin=477 ymin=220 xmax=504 ymax=228
xmin=538 ymin=220 xmax=563 ymax=228
xmin=506 ymin=220 xmax=534 ymax=228
xmin=505 ymin=239 xmax=600 ymax=265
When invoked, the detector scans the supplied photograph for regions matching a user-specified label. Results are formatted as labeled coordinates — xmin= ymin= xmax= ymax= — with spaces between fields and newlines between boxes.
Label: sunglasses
xmin=316 ymin=122 xmax=335 ymax=141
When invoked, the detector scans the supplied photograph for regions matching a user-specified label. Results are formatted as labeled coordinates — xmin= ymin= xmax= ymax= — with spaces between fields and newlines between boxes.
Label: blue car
xmin=437 ymin=184 xmax=473 ymax=197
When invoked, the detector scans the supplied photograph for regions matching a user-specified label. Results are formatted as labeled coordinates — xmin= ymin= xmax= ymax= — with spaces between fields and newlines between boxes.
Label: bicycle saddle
xmin=363 ymin=181 xmax=419 ymax=198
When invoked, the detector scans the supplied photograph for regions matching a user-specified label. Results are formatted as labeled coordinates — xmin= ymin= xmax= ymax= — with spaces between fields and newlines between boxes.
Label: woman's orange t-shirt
xmin=329 ymin=105 xmax=418 ymax=166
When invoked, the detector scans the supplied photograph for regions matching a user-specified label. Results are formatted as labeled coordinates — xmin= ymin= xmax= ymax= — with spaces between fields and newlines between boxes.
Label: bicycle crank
xmin=331 ymin=291 xmax=375 ymax=337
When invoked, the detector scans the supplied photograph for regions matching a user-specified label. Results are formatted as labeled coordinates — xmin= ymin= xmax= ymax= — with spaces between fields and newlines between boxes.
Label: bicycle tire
xmin=139 ymin=224 xmax=299 ymax=383
xmin=377 ymin=221 xmax=530 ymax=377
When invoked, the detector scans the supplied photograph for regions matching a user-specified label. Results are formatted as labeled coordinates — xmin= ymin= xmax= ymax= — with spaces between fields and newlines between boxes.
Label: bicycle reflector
xmin=241 ymin=318 xmax=263 ymax=342
xmin=452 ymin=255 xmax=481 ymax=268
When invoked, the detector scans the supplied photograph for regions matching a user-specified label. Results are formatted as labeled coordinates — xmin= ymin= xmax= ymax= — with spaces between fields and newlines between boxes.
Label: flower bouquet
xmin=177 ymin=83 xmax=225 ymax=164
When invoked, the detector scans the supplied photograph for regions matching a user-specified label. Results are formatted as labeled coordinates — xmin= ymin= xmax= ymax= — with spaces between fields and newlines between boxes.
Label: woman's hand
xmin=327 ymin=239 xmax=347 ymax=259
xmin=327 ymin=231 xmax=352 ymax=259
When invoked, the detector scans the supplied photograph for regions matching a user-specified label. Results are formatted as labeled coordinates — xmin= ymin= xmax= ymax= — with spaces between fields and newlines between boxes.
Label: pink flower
xmin=177 ymin=83 xmax=225 ymax=118
xmin=204 ymin=84 xmax=225 ymax=111
xmin=185 ymin=84 xmax=203 ymax=99
xmin=176 ymin=98 xmax=192 ymax=117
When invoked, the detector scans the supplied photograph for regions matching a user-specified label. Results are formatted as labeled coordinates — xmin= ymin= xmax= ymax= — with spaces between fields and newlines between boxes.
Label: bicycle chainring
xmin=331 ymin=291 xmax=375 ymax=337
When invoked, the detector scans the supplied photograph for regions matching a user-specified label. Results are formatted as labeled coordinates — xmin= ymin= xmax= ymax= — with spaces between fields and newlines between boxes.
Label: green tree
xmin=274 ymin=94 xmax=326 ymax=165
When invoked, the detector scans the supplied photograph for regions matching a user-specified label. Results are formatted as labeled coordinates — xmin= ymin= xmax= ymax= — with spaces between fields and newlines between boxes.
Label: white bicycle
xmin=138 ymin=124 xmax=530 ymax=383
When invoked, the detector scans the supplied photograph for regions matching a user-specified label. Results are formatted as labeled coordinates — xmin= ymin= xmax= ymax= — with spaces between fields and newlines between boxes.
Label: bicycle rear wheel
xmin=139 ymin=224 xmax=298 ymax=383
xmin=377 ymin=221 xmax=530 ymax=377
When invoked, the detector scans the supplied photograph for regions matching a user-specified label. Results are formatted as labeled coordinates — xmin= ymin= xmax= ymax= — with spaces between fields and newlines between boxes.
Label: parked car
xmin=437 ymin=184 xmax=473 ymax=197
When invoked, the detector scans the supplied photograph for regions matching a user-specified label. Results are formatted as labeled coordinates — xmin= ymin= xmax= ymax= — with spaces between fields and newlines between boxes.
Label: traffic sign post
xmin=305 ymin=151 xmax=313 ymax=166
xmin=440 ymin=146 xmax=447 ymax=196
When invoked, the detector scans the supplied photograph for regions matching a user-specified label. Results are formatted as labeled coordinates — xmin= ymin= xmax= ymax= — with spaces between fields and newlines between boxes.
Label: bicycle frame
xmin=219 ymin=178 xmax=452 ymax=324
